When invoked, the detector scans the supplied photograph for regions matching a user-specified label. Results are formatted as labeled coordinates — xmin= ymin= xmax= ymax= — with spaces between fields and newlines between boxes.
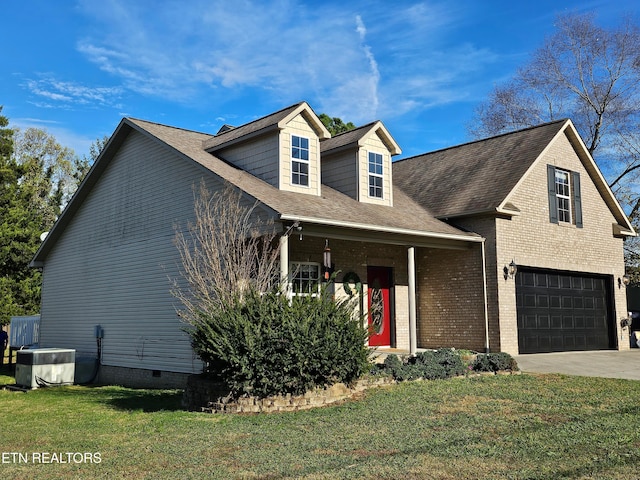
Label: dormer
xmin=320 ymin=121 xmax=401 ymax=206
xmin=203 ymin=102 xmax=330 ymax=195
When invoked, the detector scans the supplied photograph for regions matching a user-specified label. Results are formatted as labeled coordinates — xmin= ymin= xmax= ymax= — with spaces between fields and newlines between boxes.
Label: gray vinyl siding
xmin=216 ymin=134 xmax=279 ymax=187
xmin=321 ymin=151 xmax=358 ymax=199
xmin=39 ymin=130 xmax=223 ymax=374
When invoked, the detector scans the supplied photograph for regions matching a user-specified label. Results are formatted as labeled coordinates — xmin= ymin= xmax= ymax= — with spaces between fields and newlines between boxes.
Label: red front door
xmin=367 ymin=266 xmax=392 ymax=346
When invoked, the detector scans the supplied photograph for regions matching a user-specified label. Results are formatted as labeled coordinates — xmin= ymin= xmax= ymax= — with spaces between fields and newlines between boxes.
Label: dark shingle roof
xmin=393 ymin=120 xmax=568 ymax=218
xmin=320 ymin=122 xmax=378 ymax=153
xmin=203 ymin=102 xmax=305 ymax=151
xmin=129 ymin=118 xmax=477 ymax=242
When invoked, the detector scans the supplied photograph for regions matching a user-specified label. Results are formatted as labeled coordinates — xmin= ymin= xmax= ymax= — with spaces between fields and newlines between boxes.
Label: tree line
xmin=0 ymin=107 xmax=106 ymax=324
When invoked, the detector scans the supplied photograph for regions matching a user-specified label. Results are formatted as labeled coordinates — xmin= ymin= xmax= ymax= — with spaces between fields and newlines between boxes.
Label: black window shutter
xmin=572 ymin=171 xmax=583 ymax=228
xmin=547 ymin=165 xmax=558 ymax=224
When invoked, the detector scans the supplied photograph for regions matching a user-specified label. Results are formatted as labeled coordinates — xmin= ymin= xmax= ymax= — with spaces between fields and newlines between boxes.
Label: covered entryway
xmin=516 ymin=268 xmax=615 ymax=354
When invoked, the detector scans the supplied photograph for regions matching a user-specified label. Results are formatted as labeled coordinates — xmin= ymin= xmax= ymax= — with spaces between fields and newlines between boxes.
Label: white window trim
xmin=367 ymin=151 xmax=384 ymax=199
xmin=291 ymin=135 xmax=310 ymax=188
xmin=289 ymin=261 xmax=321 ymax=297
xmin=555 ymin=168 xmax=572 ymax=223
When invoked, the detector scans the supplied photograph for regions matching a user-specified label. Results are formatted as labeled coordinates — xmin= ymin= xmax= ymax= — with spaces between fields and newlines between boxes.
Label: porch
xmin=278 ymin=221 xmax=491 ymax=354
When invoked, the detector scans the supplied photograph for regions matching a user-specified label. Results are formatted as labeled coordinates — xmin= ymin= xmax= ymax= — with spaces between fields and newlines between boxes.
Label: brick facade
xmin=416 ymin=245 xmax=490 ymax=352
xmin=454 ymin=132 xmax=629 ymax=355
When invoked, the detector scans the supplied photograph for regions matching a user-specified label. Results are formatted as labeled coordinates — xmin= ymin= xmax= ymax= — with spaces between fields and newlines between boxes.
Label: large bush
xmin=188 ymin=286 xmax=370 ymax=398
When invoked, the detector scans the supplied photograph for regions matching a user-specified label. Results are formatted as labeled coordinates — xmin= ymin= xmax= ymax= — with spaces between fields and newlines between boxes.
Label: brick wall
xmin=416 ymin=244 xmax=489 ymax=352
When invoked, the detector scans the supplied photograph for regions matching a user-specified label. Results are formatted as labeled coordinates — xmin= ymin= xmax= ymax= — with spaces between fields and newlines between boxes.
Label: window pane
xmin=555 ymin=168 xmax=571 ymax=223
xmin=291 ymin=263 xmax=320 ymax=295
xmin=300 ymin=137 xmax=308 ymax=149
xmin=368 ymin=152 xmax=383 ymax=198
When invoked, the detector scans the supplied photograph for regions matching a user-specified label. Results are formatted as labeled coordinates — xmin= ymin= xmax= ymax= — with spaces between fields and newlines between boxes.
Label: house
xmin=30 ymin=102 xmax=635 ymax=388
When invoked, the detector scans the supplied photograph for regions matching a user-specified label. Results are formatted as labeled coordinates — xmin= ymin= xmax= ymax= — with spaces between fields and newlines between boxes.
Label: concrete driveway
xmin=513 ymin=350 xmax=640 ymax=380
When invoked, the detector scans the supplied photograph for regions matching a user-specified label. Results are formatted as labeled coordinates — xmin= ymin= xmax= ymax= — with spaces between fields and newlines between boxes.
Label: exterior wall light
xmin=503 ymin=259 xmax=518 ymax=280
xmin=284 ymin=221 xmax=303 ymax=240
xmin=618 ymin=275 xmax=630 ymax=288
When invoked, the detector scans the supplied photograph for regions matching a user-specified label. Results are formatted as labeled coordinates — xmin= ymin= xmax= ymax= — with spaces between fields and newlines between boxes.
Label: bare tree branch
xmin=171 ymin=180 xmax=281 ymax=326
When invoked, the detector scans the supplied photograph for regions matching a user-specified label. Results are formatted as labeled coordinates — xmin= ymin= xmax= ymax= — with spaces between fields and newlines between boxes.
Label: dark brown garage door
xmin=516 ymin=268 xmax=615 ymax=354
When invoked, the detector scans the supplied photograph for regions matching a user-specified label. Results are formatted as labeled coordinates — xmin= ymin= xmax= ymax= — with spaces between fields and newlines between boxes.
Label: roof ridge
xmin=326 ymin=120 xmax=380 ymax=138
xmin=211 ymin=101 xmax=306 ymax=139
xmin=127 ymin=117 xmax=211 ymax=137
xmin=395 ymin=118 xmax=569 ymax=164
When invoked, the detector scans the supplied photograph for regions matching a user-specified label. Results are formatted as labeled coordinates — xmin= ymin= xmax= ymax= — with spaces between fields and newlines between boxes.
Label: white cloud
xmin=69 ymin=0 xmax=505 ymax=124
xmin=23 ymin=76 xmax=124 ymax=108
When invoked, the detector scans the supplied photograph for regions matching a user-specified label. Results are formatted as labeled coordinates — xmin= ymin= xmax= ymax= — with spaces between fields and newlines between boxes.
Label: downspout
xmin=481 ymin=238 xmax=490 ymax=353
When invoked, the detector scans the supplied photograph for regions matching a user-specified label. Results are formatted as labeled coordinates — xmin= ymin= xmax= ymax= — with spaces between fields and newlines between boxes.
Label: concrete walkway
xmin=514 ymin=350 xmax=640 ymax=380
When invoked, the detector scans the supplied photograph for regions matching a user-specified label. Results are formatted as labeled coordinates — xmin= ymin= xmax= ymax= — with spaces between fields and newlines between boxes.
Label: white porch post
xmin=481 ymin=239 xmax=490 ymax=353
xmin=279 ymin=234 xmax=289 ymax=296
xmin=408 ymin=246 xmax=417 ymax=355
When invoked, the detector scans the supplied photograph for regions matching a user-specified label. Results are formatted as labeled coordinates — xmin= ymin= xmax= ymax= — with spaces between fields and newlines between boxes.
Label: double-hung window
xmin=290 ymin=262 xmax=320 ymax=296
xmin=547 ymin=165 xmax=583 ymax=228
xmin=291 ymin=135 xmax=309 ymax=186
xmin=368 ymin=152 xmax=383 ymax=198
xmin=555 ymin=169 xmax=572 ymax=223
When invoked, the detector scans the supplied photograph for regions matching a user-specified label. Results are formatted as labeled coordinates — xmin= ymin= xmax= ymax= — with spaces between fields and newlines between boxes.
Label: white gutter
xmin=279 ymin=215 xmax=484 ymax=244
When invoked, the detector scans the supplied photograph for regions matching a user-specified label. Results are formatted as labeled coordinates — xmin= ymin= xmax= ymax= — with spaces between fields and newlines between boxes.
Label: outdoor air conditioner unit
xmin=15 ymin=348 xmax=76 ymax=389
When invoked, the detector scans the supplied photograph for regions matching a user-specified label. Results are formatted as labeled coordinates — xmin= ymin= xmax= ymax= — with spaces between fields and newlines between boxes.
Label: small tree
xmin=319 ymin=114 xmax=356 ymax=136
xmin=172 ymin=180 xmax=280 ymax=320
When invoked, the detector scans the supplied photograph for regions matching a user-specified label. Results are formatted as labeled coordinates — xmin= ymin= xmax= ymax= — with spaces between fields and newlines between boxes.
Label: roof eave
xmin=359 ymin=121 xmax=402 ymax=155
xmin=279 ymin=102 xmax=331 ymax=139
xmin=279 ymin=214 xmax=483 ymax=244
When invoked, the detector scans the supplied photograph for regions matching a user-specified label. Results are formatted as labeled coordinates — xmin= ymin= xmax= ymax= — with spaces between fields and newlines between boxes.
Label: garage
xmin=516 ymin=268 xmax=615 ymax=354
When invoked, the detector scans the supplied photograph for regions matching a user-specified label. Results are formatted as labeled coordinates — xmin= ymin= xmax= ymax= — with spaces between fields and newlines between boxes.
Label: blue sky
xmin=2 ymin=0 xmax=639 ymax=160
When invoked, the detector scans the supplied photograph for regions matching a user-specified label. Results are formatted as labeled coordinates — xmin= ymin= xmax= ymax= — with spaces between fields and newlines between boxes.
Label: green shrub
xmin=187 ymin=285 xmax=370 ymax=398
xmin=432 ymin=348 xmax=467 ymax=377
xmin=381 ymin=349 xmax=462 ymax=382
xmin=472 ymin=352 xmax=518 ymax=372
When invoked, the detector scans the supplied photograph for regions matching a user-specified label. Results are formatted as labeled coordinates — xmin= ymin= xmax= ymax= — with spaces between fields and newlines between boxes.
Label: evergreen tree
xmin=0 ymin=108 xmax=84 ymax=324
xmin=319 ymin=114 xmax=356 ymax=136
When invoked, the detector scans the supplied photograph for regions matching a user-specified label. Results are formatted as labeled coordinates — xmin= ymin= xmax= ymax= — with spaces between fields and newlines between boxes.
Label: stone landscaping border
xmin=183 ymin=369 xmax=520 ymax=414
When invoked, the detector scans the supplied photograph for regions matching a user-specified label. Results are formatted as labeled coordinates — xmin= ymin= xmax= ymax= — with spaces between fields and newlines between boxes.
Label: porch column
xmin=279 ymin=234 xmax=289 ymax=296
xmin=481 ymin=239 xmax=490 ymax=353
xmin=408 ymin=246 xmax=417 ymax=354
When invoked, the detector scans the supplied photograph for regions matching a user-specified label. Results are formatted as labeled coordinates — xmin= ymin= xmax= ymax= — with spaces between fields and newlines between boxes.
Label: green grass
xmin=1 ymin=368 xmax=640 ymax=479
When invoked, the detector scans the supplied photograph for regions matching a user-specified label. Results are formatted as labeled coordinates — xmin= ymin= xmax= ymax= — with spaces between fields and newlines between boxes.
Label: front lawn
xmin=1 ymin=370 xmax=639 ymax=479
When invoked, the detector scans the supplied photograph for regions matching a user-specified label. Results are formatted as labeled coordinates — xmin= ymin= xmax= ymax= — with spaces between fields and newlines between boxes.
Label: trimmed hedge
xmin=471 ymin=352 xmax=519 ymax=372
xmin=187 ymin=287 xmax=370 ymax=399
xmin=377 ymin=349 xmax=518 ymax=381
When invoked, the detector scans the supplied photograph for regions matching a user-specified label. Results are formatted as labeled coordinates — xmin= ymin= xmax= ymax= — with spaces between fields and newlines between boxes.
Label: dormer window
xmin=292 ymin=135 xmax=310 ymax=186
xmin=368 ymin=152 xmax=383 ymax=198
